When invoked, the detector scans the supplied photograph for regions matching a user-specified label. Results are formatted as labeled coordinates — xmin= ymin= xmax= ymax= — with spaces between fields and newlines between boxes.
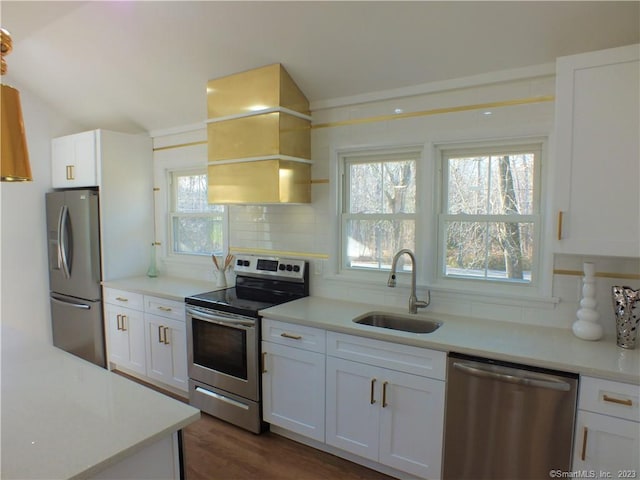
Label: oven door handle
xmin=186 ymin=307 xmax=255 ymax=329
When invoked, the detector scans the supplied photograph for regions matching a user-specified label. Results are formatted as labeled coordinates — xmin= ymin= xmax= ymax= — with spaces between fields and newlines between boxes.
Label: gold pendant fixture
xmin=1 ymin=28 xmax=32 ymax=182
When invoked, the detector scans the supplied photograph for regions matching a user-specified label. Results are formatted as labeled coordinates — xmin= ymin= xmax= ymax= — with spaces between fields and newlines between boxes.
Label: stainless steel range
xmin=185 ymin=254 xmax=309 ymax=433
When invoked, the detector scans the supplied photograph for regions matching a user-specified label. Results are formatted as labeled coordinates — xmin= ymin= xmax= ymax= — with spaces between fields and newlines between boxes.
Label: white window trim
xmin=329 ymin=144 xmax=426 ymax=283
xmin=432 ymin=137 xmax=553 ymax=299
xmin=153 ymin=143 xmax=229 ymax=273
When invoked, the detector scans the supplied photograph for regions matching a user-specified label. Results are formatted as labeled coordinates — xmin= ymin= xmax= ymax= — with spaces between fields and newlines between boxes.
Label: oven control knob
xmin=278 ymin=264 xmax=286 ymax=271
xmin=293 ymin=265 xmax=300 ymax=273
xmin=236 ymin=259 xmax=243 ymax=266
xmin=286 ymin=264 xmax=293 ymax=271
xmin=242 ymin=260 xmax=250 ymax=267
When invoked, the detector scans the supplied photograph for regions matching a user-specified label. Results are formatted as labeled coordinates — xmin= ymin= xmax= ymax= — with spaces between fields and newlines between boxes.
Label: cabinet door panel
xmin=105 ymin=304 xmax=145 ymax=375
xmin=51 ymin=131 xmax=97 ymax=188
xmin=145 ymin=315 xmax=188 ymax=391
xmin=262 ymin=342 xmax=325 ymax=441
xmin=325 ymin=356 xmax=379 ymax=461
xmin=573 ymin=410 xmax=640 ymax=477
xmin=378 ymin=369 xmax=445 ymax=479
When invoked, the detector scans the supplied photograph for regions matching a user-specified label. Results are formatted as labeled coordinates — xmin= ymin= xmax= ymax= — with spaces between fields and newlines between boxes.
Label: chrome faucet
xmin=387 ymin=249 xmax=430 ymax=314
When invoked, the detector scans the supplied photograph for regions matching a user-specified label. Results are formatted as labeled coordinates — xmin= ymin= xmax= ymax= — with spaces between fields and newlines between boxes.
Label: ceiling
xmin=1 ymin=1 xmax=638 ymax=135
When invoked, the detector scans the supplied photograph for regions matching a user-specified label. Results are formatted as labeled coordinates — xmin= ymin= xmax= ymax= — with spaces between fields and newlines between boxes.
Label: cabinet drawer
xmin=580 ymin=376 xmax=639 ymax=422
xmin=262 ymin=318 xmax=326 ymax=353
xmin=327 ymin=332 xmax=446 ymax=380
xmin=145 ymin=295 xmax=185 ymax=322
xmin=104 ymin=288 xmax=144 ymax=310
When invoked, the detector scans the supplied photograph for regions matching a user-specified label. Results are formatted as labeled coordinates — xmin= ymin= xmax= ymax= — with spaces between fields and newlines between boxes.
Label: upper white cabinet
xmin=554 ymin=44 xmax=639 ymax=257
xmin=52 ymin=130 xmax=98 ymax=187
xmin=52 ymin=129 xmax=153 ymax=280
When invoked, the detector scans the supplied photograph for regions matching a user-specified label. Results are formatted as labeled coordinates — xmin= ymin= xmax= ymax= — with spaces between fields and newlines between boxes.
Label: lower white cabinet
xmin=104 ymin=290 xmax=146 ymax=375
xmin=572 ymin=376 xmax=639 ymax=478
xmin=104 ymin=287 xmax=188 ymax=392
xmin=145 ymin=314 xmax=188 ymax=391
xmin=326 ymin=353 xmax=445 ymax=479
xmin=261 ymin=319 xmax=326 ymax=442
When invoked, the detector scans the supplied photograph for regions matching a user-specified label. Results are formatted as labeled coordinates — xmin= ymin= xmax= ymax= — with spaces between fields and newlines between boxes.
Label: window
xmin=341 ymin=151 xmax=418 ymax=271
xmin=169 ymin=169 xmax=225 ymax=256
xmin=439 ymin=144 xmax=541 ymax=284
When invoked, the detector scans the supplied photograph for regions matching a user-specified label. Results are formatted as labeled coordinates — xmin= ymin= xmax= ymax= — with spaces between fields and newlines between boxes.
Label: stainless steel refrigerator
xmin=46 ymin=189 xmax=105 ymax=367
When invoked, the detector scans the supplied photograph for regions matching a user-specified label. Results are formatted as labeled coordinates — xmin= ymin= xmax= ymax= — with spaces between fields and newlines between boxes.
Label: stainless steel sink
xmin=353 ymin=311 xmax=442 ymax=334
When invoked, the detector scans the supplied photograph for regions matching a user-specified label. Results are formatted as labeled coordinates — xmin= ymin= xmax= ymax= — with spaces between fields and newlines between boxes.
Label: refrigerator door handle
xmin=58 ymin=205 xmax=71 ymax=279
xmin=452 ymin=361 xmax=571 ymax=392
xmin=51 ymin=294 xmax=91 ymax=310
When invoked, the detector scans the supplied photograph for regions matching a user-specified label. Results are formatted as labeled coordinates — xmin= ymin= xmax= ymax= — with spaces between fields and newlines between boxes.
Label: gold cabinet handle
xmin=157 ymin=306 xmax=172 ymax=312
xmin=261 ymin=352 xmax=267 ymax=373
xmin=66 ymin=165 xmax=75 ymax=180
xmin=163 ymin=326 xmax=170 ymax=345
xmin=557 ymin=211 xmax=564 ymax=240
xmin=580 ymin=426 xmax=588 ymax=461
xmin=158 ymin=325 xmax=165 ymax=344
xmin=603 ymin=394 xmax=633 ymax=407
xmin=121 ymin=315 xmax=127 ymax=332
xmin=116 ymin=314 xmax=122 ymax=331
xmin=370 ymin=378 xmax=377 ymax=405
xmin=382 ymin=381 xmax=389 ymax=408
xmin=115 ymin=297 xmax=128 ymax=302
xmin=280 ymin=332 xmax=302 ymax=340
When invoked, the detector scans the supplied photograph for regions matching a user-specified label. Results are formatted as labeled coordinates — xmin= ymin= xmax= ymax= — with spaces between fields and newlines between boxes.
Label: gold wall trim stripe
xmin=553 ymin=269 xmax=640 ymax=281
xmin=153 ymin=140 xmax=207 ymax=152
xmin=229 ymin=246 xmax=329 ymax=260
xmin=311 ymin=95 xmax=555 ymax=129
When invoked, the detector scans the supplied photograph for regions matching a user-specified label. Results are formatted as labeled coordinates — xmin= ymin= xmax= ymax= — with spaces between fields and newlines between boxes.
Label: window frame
xmin=168 ymin=167 xmax=226 ymax=258
xmin=338 ymin=148 xmax=421 ymax=275
xmin=436 ymin=141 xmax=543 ymax=289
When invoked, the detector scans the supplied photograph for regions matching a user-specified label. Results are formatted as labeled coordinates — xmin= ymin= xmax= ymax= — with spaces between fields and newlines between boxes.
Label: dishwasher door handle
xmin=453 ymin=361 xmax=571 ymax=392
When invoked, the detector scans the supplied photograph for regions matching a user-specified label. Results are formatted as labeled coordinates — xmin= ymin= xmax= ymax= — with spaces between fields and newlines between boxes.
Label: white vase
xmin=572 ymin=262 xmax=603 ymax=341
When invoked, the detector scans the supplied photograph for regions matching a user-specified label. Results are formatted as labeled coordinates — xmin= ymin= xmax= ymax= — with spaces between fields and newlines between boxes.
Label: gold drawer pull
xmin=603 ymin=394 xmax=633 ymax=407
xmin=121 ymin=315 xmax=127 ymax=331
xmin=157 ymin=306 xmax=172 ymax=312
xmin=158 ymin=325 xmax=165 ymax=344
xmin=116 ymin=314 xmax=122 ymax=331
xmin=115 ymin=297 xmax=128 ymax=302
xmin=370 ymin=378 xmax=377 ymax=405
xmin=557 ymin=211 xmax=564 ymax=240
xmin=281 ymin=332 xmax=302 ymax=340
xmin=382 ymin=381 xmax=389 ymax=408
xmin=581 ymin=426 xmax=588 ymax=461
xmin=163 ymin=326 xmax=170 ymax=345
xmin=66 ymin=165 xmax=75 ymax=180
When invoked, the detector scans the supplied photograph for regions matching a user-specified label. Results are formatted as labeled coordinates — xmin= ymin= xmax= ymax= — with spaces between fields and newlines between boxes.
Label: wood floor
xmin=183 ymin=413 xmax=394 ymax=480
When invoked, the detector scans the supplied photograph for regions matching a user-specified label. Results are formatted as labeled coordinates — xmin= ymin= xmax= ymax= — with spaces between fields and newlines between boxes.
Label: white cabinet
xmin=52 ymin=129 xmax=153 ymax=281
xmin=52 ymin=130 xmax=98 ymax=188
xmin=261 ymin=319 xmax=326 ymax=442
xmin=326 ymin=332 xmax=446 ymax=480
xmin=144 ymin=296 xmax=188 ymax=392
xmin=104 ymin=288 xmax=146 ymax=375
xmin=573 ymin=376 xmax=639 ymax=478
xmin=104 ymin=288 xmax=188 ymax=393
xmin=554 ymin=44 xmax=639 ymax=257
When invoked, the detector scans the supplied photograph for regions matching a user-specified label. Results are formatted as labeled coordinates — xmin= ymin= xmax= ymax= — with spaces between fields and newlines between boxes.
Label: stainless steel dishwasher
xmin=443 ymin=353 xmax=578 ymax=480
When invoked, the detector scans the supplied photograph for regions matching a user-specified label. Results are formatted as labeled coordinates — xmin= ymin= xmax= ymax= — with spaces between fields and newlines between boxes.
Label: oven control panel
xmin=234 ymin=254 xmax=306 ymax=280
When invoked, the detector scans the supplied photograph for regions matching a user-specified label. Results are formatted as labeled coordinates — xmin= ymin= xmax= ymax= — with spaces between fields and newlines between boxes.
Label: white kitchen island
xmin=0 ymin=326 xmax=200 ymax=479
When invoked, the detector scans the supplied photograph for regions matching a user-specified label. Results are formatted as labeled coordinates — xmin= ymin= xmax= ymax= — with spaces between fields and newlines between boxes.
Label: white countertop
xmin=0 ymin=326 xmax=200 ymax=480
xmin=102 ymin=275 xmax=219 ymax=302
xmin=260 ymin=296 xmax=640 ymax=385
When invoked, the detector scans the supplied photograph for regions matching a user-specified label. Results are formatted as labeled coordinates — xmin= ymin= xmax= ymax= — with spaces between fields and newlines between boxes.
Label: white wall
xmin=0 ymin=79 xmax=81 ymax=342
xmin=153 ymin=66 xmax=639 ymax=337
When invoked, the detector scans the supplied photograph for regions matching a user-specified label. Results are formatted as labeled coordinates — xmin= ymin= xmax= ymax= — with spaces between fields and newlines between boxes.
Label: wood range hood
xmin=206 ymin=64 xmax=311 ymax=204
